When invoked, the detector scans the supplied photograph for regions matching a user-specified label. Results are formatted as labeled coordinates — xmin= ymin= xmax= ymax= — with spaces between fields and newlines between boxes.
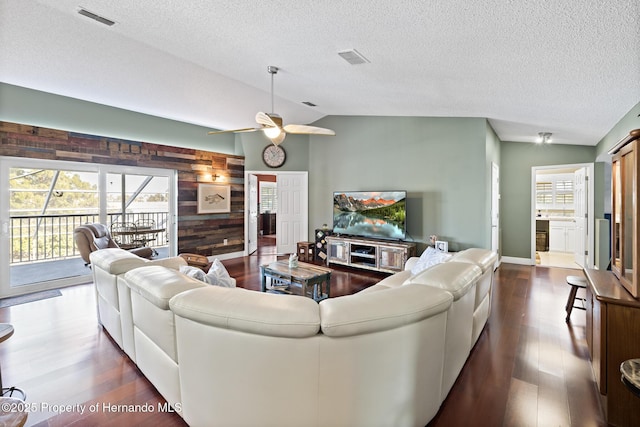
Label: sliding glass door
xmin=0 ymin=157 xmax=176 ymax=297
xmin=106 ymin=173 xmax=170 ymax=255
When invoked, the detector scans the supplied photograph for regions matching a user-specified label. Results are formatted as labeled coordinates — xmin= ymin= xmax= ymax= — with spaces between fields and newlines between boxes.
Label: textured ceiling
xmin=1 ymin=0 xmax=639 ymax=145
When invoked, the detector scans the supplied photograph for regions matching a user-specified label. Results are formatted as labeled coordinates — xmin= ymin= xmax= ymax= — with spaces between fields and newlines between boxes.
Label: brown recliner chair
xmin=74 ymin=223 xmax=154 ymax=265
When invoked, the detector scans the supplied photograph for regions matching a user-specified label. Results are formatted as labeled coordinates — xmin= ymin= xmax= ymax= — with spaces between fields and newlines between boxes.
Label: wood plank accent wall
xmin=0 ymin=121 xmax=245 ymax=257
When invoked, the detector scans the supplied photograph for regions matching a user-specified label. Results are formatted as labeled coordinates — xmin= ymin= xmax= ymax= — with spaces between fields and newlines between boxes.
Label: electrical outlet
xmin=223 ymin=239 xmax=228 ymax=245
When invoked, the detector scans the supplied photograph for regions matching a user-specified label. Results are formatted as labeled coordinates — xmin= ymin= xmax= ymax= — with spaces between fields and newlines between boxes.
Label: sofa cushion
xmin=146 ymin=256 xmax=188 ymax=271
xmin=206 ymin=259 xmax=235 ymax=287
xmin=319 ymin=284 xmax=453 ymax=337
xmin=404 ymin=261 xmax=481 ymax=300
xmin=374 ymin=269 xmax=412 ymax=289
xmin=179 ymin=261 xmax=236 ymax=288
xmin=170 ymin=286 xmax=321 ymax=338
xmin=357 ymin=284 xmax=392 ymax=294
xmin=125 ymin=266 xmax=207 ymax=310
xmin=410 ymin=246 xmax=453 ymax=275
xmin=451 ymin=248 xmax=497 ymax=273
xmin=180 ymin=265 xmax=209 ymax=283
xmin=90 ymin=248 xmax=147 ymax=274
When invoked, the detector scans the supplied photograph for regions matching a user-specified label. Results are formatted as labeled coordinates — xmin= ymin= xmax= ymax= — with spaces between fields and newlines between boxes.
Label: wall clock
xmin=262 ymin=144 xmax=286 ymax=168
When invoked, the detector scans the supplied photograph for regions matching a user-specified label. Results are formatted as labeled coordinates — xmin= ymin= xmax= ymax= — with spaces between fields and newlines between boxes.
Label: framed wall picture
xmin=197 ymin=184 xmax=231 ymax=214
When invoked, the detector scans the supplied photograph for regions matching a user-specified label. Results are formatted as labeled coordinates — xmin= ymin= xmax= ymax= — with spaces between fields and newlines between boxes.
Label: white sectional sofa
xmin=125 ymin=266 xmax=208 ymax=416
xmin=450 ymin=248 xmax=498 ymax=344
xmin=170 ymin=281 xmax=453 ymax=427
xmin=89 ymin=248 xmax=188 ymax=361
xmin=92 ymin=247 xmax=497 ymax=427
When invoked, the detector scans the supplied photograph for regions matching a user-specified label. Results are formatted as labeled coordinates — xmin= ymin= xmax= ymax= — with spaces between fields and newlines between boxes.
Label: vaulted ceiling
xmin=1 ymin=0 xmax=638 ymax=145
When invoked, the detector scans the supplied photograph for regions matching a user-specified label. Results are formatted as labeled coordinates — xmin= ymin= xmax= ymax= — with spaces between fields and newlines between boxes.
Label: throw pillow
xmin=206 ymin=259 xmax=235 ymax=288
xmin=410 ymin=246 xmax=452 ymax=275
xmin=179 ymin=265 xmax=209 ymax=283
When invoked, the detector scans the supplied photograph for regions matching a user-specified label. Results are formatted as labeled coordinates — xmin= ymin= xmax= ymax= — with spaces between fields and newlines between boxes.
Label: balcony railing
xmin=9 ymin=212 xmax=169 ymax=264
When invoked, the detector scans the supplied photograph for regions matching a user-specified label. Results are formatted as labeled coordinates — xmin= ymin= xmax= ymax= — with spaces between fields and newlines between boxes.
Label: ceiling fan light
xmin=263 ymin=126 xmax=282 ymax=139
xmin=270 ymin=132 xmax=286 ymax=145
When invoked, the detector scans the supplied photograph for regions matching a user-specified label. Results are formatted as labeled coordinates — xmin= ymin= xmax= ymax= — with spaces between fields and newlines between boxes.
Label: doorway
xmin=491 ymin=162 xmax=500 ymax=265
xmin=531 ymin=163 xmax=594 ymax=269
xmin=256 ymin=174 xmax=278 ymax=255
xmin=244 ymin=171 xmax=308 ymax=256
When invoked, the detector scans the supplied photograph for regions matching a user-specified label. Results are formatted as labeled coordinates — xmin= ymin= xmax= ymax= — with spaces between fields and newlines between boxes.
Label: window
xmin=259 ymin=182 xmax=277 ymax=214
xmin=536 ymin=181 xmax=553 ymax=205
xmin=555 ymin=179 xmax=574 ymax=204
xmin=535 ymin=174 xmax=574 ymax=209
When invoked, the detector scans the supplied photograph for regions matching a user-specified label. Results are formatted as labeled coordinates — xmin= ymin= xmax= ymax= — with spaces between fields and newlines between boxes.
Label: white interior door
xmin=248 ymin=174 xmax=258 ymax=255
xmin=491 ymin=162 xmax=500 ymax=259
xmin=574 ymin=167 xmax=587 ymax=267
xmin=276 ymin=172 xmax=308 ymax=255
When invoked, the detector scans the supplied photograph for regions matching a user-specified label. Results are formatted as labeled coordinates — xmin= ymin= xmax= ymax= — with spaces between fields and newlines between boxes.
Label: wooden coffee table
xmin=260 ymin=261 xmax=331 ymax=302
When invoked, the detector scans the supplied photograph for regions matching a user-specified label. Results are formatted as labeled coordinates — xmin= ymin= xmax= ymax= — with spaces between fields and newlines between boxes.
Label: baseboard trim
xmin=210 ymin=251 xmax=244 ymax=261
xmin=501 ymin=256 xmax=534 ymax=266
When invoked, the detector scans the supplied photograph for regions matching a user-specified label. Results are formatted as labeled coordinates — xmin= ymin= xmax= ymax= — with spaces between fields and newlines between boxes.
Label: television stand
xmin=325 ymin=236 xmax=416 ymax=273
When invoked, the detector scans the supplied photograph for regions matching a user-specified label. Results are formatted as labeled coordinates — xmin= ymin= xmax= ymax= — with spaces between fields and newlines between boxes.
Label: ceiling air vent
xmin=302 ymin=101 xmax=317 ymax=107
xmin=338 ymin=49 xmax=370 ymax=65
xmin=77 ymin=8 xmax=116 ymax=26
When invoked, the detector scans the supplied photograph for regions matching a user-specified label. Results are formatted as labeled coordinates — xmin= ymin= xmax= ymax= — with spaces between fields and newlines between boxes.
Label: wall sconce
xmin=196 ymin=173 xmax=222 ymax=182
xmin=192 ymin=163 xmax=224 ymax=182
xmin=537 ymin=132 xmax=553 ymax=144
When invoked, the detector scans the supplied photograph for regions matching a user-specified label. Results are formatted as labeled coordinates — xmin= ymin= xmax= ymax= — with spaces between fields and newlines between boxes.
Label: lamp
xmin=195 ymin=173 xmax=222 ymax=182
xmin=263 ymin=127 xmax=286 ymax=145
xmin=537 ymin=132 xmax=553 ymax=144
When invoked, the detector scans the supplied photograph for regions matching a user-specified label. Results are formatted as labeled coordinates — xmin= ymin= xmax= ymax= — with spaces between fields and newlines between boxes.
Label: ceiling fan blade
xmin=255 ymin=112 xmax=278 ymax=128
xmin=283 ymin=124 xmax=336 ymax=136
xmin=208 ymin=128 xmax=258 ymax=135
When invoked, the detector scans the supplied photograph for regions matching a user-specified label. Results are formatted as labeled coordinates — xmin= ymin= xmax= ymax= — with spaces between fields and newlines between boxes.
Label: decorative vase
xmin=289 ymin=253 xmax=299 ymax=268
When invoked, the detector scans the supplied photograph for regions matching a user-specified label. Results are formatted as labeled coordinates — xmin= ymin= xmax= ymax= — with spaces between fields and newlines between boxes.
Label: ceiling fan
xmin=208 ymin=66 xmax=335 ymax=145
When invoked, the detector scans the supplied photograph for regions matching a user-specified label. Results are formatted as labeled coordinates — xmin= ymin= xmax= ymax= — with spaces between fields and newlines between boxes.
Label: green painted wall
xmin=237 ymin=132 xmax=310 ymax=171
xmin=594 ymin=162 xmax=607 ymax=218
xmin=500 ymin=142 xmax=596 ymax=259
xmin=0 ymin=83 xmax=237 ymax=155
xmin=308 ymin=116 xmax=493 ymax=250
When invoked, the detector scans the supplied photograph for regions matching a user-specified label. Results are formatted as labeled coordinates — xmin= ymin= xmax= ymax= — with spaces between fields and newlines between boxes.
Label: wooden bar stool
xmin=297 ymin=241 xmax=314 ymax=262
xmin=565 ymin=275 xmax=587 ymax=322
xmin=0 ymin=397 xmax=27 ymax=426
xmin=0 ymin=324 xmax=26 ymax=401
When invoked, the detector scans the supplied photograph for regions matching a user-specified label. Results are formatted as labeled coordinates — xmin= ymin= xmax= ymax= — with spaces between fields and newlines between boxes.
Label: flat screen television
xmin=332 ymin=191 xmax=407 ymax=240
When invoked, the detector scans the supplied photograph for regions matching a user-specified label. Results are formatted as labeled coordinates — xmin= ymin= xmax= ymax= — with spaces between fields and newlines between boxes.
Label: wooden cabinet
xmin=326 ymin=236 xmax=416 ymax=273
xmin=610 ymin=129 xmax=640 ymax=298
xmin=327 ymin=238 xmax=348 ymax=264
xmin=585 ymin=281 xmax=605 ymax=395
xmin=582 ymin=130 xmax=640 ymax=426
xmin=584 ymin=269 xmax=640 ymax=426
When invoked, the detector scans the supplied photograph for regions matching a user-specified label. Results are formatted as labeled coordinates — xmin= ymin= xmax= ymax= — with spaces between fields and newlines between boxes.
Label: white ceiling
xmin=1 ymin=0 xmax=639 ymax=146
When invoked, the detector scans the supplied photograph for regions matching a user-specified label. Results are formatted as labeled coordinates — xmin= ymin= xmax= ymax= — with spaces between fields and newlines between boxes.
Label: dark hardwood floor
xmin=0 ymin=239 xmax=606 ymax=426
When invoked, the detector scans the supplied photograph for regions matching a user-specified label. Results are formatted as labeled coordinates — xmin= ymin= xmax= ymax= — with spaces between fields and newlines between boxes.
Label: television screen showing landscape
xmin=333 ymin=191 xmax=406 ymax=240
